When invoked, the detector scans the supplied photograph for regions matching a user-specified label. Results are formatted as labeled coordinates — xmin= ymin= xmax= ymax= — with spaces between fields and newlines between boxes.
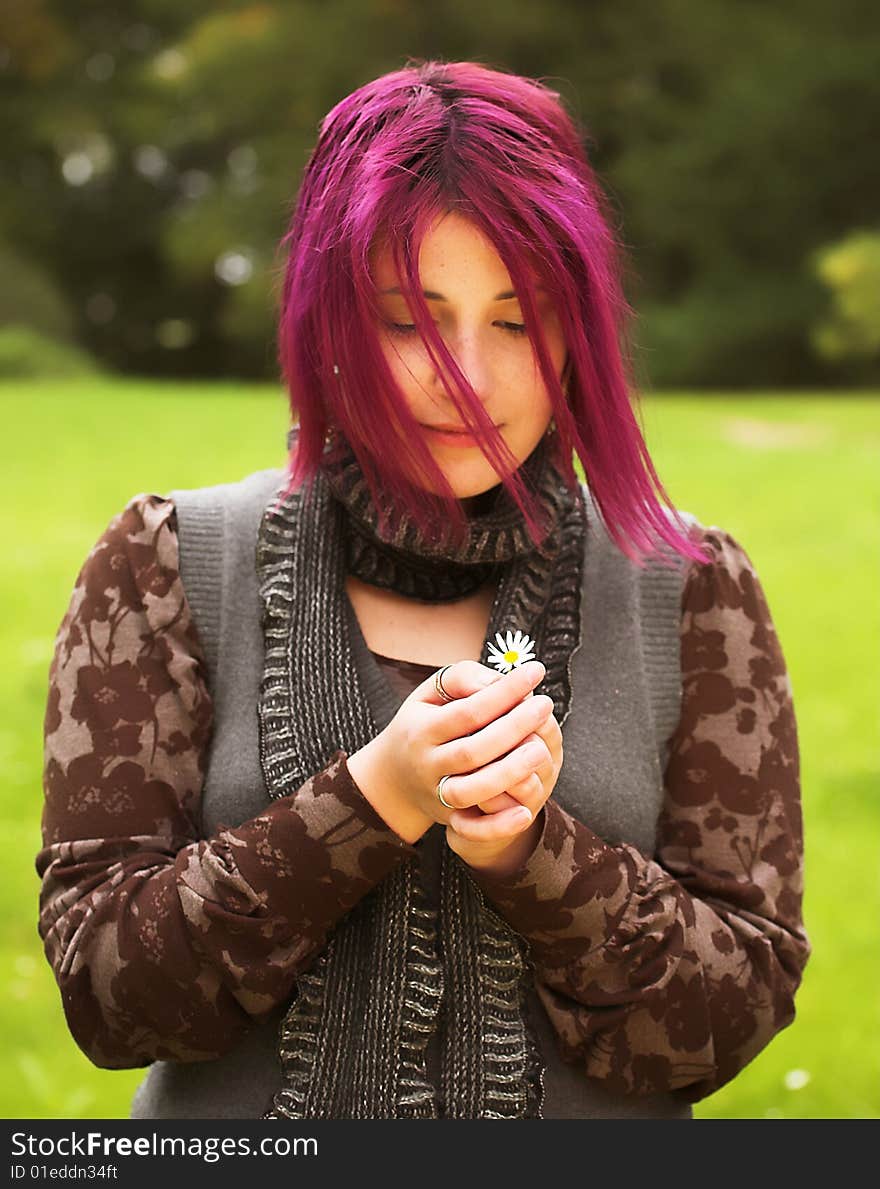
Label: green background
xmin=4 ymin=379 xmax=877 ymax=1119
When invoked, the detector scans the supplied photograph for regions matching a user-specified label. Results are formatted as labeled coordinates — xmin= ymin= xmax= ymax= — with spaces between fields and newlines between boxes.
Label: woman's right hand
xmin=346 ymin=659 xmax=553 ymax=844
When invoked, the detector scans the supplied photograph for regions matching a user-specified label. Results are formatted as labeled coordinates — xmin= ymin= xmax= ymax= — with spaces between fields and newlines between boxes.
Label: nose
xmin=430 ymin=327 xmax=493 ymax=409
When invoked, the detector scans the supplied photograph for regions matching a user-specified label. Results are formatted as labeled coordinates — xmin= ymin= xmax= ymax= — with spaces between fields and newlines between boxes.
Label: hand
xmin=445 ymin=694 xmax=563 ymax=877
xmin=346 ymin=659 xmax=552 ymax=844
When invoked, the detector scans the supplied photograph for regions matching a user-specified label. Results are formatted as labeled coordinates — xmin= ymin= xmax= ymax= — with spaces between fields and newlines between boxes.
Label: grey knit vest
xmin=130 ymin=466 xmax=696 ymax=1120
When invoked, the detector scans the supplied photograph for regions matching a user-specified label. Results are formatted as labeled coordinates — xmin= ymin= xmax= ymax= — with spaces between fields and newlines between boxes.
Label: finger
xmin=475 ymin=735 xmax=552 ymax=813
xmin=530 ymin=715 xmax=562 ymax=767
xmin=474 ymin=743 xmax=551 ymax=813
xmin=432 ymin=734 xmax=550 ymax=811
xmin=532 ymin=707 xmax=561 ymax=740
xmin=436 ymin=693 xmax=554 ymax=778
xmin=447 ymin=801 xmax=535 ymax=843
xmin=509 ymin=767 xmax=548 ymax=802
xmin=423 ymin=660 xmax=547 ymax=738
xmin=475 ymin=788 xmax=525 ymax=815
xmin=497 ymin=734 xmax=553 ymax=796
xmin=481 ymin=771 xmax=544 ymax=813
xmin=522 ymin=709 xmax=561 ymax=767
xmin=417 ymin=660 xmax=504 ymax=707
xmin=472 ymin=710 xmax=559 ymax=814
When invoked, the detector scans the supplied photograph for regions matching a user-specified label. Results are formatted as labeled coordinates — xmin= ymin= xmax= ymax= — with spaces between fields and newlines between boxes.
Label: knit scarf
xmin=255 ymin=426 xmax=588 ymax=1118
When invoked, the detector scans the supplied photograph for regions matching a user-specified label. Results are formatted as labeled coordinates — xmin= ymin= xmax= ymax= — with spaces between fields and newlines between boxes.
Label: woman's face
xmin=370 ymin=210 xmax=568 ymax=500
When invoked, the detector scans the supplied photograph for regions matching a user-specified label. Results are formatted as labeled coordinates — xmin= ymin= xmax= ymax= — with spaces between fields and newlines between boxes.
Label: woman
xmin=37 ymin=59 xmax=810 ymax=1119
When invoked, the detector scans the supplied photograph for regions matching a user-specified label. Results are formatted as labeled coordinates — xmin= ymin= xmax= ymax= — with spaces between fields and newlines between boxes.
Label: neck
xmin=460 ymin=484 xmax=502 ymax=518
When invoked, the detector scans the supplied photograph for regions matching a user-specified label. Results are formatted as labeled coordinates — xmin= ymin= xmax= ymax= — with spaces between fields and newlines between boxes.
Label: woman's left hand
xmin=445 ymin=708 xmax=562 ymax=877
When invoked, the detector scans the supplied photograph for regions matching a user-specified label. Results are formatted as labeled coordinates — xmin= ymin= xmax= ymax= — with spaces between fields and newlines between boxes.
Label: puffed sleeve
xmin=469 ymin=525 xmax=810 ymax=1101
xmin=36 ymin=493 xmax=416 ymax=1070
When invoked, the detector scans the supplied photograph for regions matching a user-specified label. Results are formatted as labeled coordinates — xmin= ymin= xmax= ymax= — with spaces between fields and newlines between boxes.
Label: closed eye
xmin=386 ymin=322 xmax=528 ymax=337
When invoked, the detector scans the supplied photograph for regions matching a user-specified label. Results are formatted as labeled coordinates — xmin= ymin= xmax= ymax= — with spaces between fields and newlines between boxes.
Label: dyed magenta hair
xmin=274 ymin=58 xmax=712 ymax=568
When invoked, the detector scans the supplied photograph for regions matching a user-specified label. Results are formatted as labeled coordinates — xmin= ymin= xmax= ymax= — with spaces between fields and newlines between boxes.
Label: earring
xmin=332 ymin=362 xmax=340 ymax=376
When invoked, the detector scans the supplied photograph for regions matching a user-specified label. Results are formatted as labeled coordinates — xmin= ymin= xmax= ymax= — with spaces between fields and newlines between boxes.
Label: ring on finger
xmin=437 ymin=774 xmax=456 ymax=809
xmin=434 ymin=665 xmax=454 ymax=703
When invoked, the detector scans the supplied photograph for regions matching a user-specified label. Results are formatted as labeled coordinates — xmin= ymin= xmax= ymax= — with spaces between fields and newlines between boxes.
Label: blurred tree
xmin=810 ymin=230 xmax=880 ymax=372
xmin=0 ymin=323 xmax=104 ymax=376
xmin=0 ymin=0 xmax=877 ymax=385
xmin=0 ymin=240 xmax=75 ymax=339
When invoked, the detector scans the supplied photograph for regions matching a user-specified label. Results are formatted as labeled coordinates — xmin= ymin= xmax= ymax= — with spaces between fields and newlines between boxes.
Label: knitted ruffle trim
xmin=253 ymin=450 xmax=588 ymax=1117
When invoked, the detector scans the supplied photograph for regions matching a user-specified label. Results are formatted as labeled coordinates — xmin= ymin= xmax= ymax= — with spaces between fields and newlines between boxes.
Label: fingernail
xmin=512 ymin=806 xmax=532 ymax=824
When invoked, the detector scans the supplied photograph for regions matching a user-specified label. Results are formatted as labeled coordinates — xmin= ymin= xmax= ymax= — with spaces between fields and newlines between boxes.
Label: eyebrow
xmin=380 ymin=285 xmax=547 ymax=302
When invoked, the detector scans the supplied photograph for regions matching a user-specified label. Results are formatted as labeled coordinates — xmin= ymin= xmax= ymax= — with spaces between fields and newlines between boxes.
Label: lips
xmin=421 ymin=423 xmax=498 ymax=433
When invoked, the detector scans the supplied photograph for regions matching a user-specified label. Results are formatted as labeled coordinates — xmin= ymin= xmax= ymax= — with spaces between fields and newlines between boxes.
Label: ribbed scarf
xmin=255 ymin=427 xmax=588 ymax=1118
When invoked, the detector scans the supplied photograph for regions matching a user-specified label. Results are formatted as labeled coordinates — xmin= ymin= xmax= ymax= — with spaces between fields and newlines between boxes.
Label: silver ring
xmin=436 ymin=775 xmax=455 ymax=809
xmin=434 ymin=665 xmax=454 ymax=703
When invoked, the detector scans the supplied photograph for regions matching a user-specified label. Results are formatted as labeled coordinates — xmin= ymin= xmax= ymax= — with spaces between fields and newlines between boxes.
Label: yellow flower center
xmin=504 ymin=650 xmax=518 ymax=664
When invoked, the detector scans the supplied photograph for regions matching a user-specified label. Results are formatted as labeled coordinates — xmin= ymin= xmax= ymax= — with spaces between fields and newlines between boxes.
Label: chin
xmin=444 ymin=467 xmax=504 ymax=502
xmin=419 ymin=433 xmax=544 ymax=500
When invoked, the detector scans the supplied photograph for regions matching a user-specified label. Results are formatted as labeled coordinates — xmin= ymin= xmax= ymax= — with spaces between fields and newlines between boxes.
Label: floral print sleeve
xmin=469 ymin=527 xmax=811 ymax=1102
xmin=36 ymin=494 xmax=416 ymax=1070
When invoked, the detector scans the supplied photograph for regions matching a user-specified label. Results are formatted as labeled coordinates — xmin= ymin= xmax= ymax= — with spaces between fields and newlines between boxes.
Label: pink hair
xmin=274 ymin=57 xmax=712 ymax=568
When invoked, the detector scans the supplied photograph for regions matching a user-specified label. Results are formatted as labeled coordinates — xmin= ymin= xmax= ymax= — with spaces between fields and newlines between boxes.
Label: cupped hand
xmin=435 ymin=663 xmax=563 ymax=874
xmin=345 ymin=658 xmax=557 ymax=845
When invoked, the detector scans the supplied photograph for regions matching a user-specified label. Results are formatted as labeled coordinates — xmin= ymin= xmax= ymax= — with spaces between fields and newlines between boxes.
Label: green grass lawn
xmin=2 ymin=378 xmax=877 ymax=1119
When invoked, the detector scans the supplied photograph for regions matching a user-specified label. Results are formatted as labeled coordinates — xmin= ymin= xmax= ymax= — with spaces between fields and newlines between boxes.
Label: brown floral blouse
xmin=36 ymin=492 xmax=810 ymax=1104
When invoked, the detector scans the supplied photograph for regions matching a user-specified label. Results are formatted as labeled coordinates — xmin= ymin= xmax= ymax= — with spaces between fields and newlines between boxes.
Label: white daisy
xmin=486 ymin=629 xmax=537 ymax=673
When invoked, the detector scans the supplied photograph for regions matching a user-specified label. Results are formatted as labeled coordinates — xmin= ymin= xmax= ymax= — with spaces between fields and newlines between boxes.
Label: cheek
xmin=379 ymin=336 xmax=425 ymax=386
xmin=524 ymin=394 xmax=555 ymax=442
xmin=541 ymin=316 xmax=568 ymax=373
xmin=373 ymin=344 xmax=415 ymax=411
